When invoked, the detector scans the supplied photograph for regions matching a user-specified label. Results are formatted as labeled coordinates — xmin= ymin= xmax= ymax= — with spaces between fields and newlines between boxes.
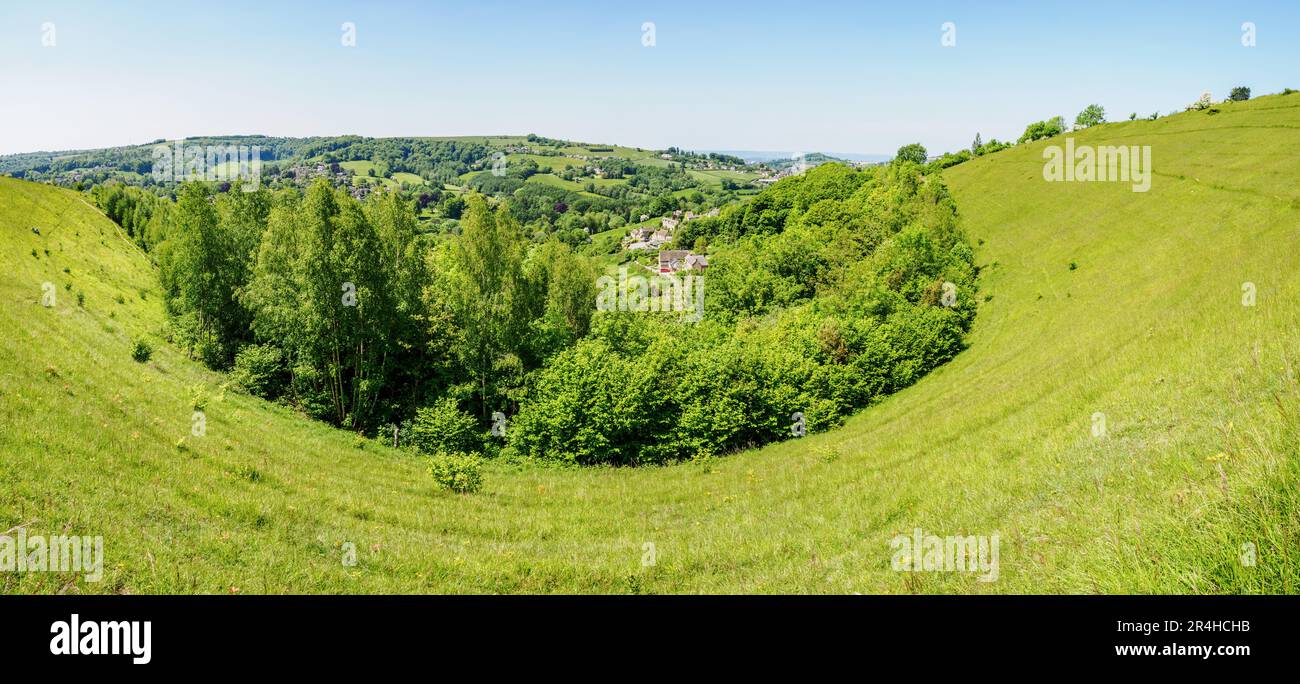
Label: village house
xmin=658 ymin=250 xmax=710 ymax=274
xmin=658 ymin=250 xmax=689 ymax=273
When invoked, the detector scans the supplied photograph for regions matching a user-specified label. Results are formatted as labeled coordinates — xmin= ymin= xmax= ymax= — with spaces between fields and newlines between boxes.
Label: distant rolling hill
xmin=699 ymin=150 xmax=890 ymax=164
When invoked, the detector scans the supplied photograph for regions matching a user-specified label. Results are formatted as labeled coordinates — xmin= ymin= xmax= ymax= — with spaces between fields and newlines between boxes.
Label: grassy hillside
xmin=2 ymin=95 xmax=1297 ymax=594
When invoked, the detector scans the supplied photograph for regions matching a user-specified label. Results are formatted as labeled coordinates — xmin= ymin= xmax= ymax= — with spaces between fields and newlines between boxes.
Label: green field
xmin=504 ymin=154 xmax=586 ymax=172
xmin=523 ymin=173 xmax=603 ymax=195
xmin=687 ymin=169 xmax=761 ymax=186
xmin=445 ymin=138 xmax=752 ymax=196
xmin=334 ymin=161 xmax=398 ymax=189
xmin=2 ymin=94 xmax=1297 ymax=594
xmin=390 ymin=172 xmax=424 ymax=186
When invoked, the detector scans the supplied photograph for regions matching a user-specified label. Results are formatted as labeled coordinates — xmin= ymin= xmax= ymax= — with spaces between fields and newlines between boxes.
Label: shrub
xmin=189 ymin=383 xmax=209 ymax=410
xmin=131 ymin=337 xmax=153 ymax=363
xmin=230 ymin=344 xmax=286 ymax=399
xmin=1229 ymin=86 xmax=1251 ymax=102
xmin=406 ymin=397 xmax=483 ymax=455
xmin=428 ymin=452 xmax=483 ymax=493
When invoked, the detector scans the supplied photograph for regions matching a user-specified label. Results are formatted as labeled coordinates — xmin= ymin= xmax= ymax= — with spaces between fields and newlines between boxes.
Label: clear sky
xmin=1 ymin=0 xmax=1296 ymax=156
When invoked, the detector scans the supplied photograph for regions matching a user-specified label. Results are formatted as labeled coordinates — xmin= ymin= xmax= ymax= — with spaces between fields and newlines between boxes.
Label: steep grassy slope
xmin=2 ymin=95 xmax=1297 ymax=594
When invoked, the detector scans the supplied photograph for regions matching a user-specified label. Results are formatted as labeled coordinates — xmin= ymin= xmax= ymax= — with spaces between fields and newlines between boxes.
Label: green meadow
xmin=1 ymin=95 xmax=1297 ymax=594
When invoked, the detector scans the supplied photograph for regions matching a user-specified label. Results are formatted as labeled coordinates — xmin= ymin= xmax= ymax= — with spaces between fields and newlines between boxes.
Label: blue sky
xmin=1 ymin=0 xmax=1296 ymax=156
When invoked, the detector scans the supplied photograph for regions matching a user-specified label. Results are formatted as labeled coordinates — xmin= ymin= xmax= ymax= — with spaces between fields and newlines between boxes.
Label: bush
xmin=230 ymin=344 xmax=286 ymax=399
xmin=131 ymin=337 xmax=153 ymax=363
xmin=406 ymin=397 xmax=483 ymax=455
xmin=1229 ymin=86 xmax=1251 ymax=102
xmin=428 ymin=452 xmax=483 ymax=493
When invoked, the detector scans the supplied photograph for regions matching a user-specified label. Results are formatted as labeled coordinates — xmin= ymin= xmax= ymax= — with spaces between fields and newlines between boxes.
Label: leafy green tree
xmin=294 ymin=182 xmax=393 ymax=425
xmin=524 ymin=240 xmax=597 ymax=361
xmin=406 ymin=397 xmax=482 ymax=454
xmin=1229 ymin=86 xmax=1251 ymax=102
xmin=242 ymin=181 xmax=418 ymax=428
xmin=971 ymin=133 xmax=982 ymax=154
xmin=441 ymin=195 xmax=465 ymax=219
xmin=894 ymin=143 xmax=928 ymax=165
xmin=159 ymin=184 xmax=237 ymax=363
xmin=1018 ymin=116 xmax=1066 ymax=143
xmin=365 ymin=190 xmax=444 ymax=417
xmin=154 ymin=181 xmax=271 ymax=367
xmin=1074 ymin=104 xmax=1106 ymax=129
xmin=438 ymin=195 xmax=530 ymax=418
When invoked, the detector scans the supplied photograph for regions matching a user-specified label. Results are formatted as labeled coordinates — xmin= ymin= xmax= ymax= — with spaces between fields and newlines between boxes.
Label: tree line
xmin=93 ymin=157 xmax=977 ymax=465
